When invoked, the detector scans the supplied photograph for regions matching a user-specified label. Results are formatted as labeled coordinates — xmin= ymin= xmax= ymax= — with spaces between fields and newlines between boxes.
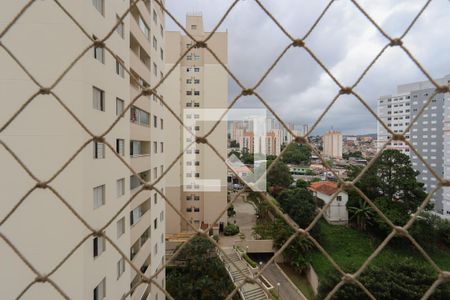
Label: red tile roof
xmin=308 ymin=181 xmax=339 ymax=196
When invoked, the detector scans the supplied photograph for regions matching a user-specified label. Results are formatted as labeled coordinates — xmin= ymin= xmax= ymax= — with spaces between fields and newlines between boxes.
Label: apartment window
xmin=194 ymin=196 xmax=200 ymax=201
xmin=194 ymin=79 xmax=200 ymax=84
xmin=116 ymin=139 xmax=125 ymax=156
xmin=194 ymin=67 xmax=200 ymax=72
xmin=160 ymin=211 xmax=164 ymax=222
xmin=92 ymin=0 xmax=104 ymax=16
xmin=194 ymin=207 xmax=200 ymax=212
xmin=187 ymin=54 xmax=193 ymax=61
xmin=153 ymin=36 xmax=157 ymax=50
xmin=160 ymin=118 xmax=164 ymax=129
xmin=138 ymin=16 xmax=150 ymax=39
xmin=191 ymin=25 xmax=197 ymax=30
xmin=160 ymin=142 xmax=164 ymax=153
xmin=154 ymin=243 xmax=158 ymax=255
xmin=116 ymin=98 xmax=124 ymax=116
xmin=153 ymin=115 xmax=158 ymax=128
xmin=186 ymin=79 xmax=192 ymax=84
xmin=153 ymin=141 xmax=157 ymax=153
xmin=194 ymin=103 xmax=200 ymax=108
xmin=153 ymin=62 xmax=157 ymax=76
xmin=93 ymin=278 xmax=106 ymax=300
xmin=93 ymin=235 xmax=106 ymax=257
xmin=187 ymin=207 xmax=192 ymax=212
xmin=153 ymin=9 xmax=157 ymax=23
xmin=186 ymin=102 xmax=192 ymax=107
xmin=93 ymin=46 xmax=104 ymax=63
xmin=154 ymin=218 xmax=158 ymax=229
xmin=160 ymin=48 xmax=164 ymax=60
xmin=186 ymin=91 xmax=192 ymax=96
xmin=130 ymin=106 xmax=150 ymax=126
xmin=116 ymin=59 xmax=125 ymax=78
xmin=93 ymin=185 xmax=105 ymax=209
xmin=93 ymin=87 xmax=105 ymax=111
xmin=160 ymin=25 xmax=164 ymax=36
xmin=154 ymin=193 xmax=157 ymax=205
xmin=153 ymin=167 xmax=158 ymax=179
xmin=117 ymin=178 xmax=125 ymax=197
xmin=117 ymin=217 xmax=125 ymax=238
xmin=117 ymin=257 xmax=125 ymax=279
xmin=93 ymin=142 xmax=105 ymax=159
xmin=116 ymin=15 xmax=124 ymax=38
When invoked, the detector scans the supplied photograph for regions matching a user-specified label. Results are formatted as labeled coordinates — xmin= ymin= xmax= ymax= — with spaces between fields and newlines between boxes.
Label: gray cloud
xmin=165 ymin=0 xmax=450 ymax=135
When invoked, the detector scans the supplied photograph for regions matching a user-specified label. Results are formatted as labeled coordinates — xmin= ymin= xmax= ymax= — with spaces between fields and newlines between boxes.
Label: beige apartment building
xmin=322 ymin=130 xmax=343 ymax=159
xmin=0 ymin=1 xmax=166 ymax=300
xmin=164 ymin=15 xmax=228 ymax=233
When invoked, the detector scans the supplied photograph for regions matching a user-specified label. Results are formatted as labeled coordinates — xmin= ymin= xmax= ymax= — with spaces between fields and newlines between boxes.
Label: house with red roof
xmin=308 ymin=181 xmax=348 ymax=225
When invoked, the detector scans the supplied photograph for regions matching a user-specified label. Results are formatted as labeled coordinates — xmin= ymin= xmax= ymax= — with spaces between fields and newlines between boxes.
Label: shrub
xmin=227 ymin=205 xmax=236 ymax=217
xmin=213 ymin=234 xmax=219 ymax=242
xmin=243 ymin=253 xmax=257 ymax=268
xmin=224 ymin=224 xmax=240 ymax=236
xmin=318 ymin=259 xmax=450 ymax=300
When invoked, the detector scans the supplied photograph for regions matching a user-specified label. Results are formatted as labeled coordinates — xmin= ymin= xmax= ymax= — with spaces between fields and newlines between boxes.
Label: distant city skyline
xmin=166 ymin=0 xmax=450 ymax=135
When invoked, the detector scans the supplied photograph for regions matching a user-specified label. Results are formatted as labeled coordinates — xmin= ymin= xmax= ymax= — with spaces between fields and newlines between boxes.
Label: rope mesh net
xmin=0 ymin=0 xmax=449 ymax=299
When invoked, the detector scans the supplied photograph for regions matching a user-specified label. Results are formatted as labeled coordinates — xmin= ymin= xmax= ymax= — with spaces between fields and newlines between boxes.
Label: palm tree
xmin=348 ymin=199 xmax=375 ymax=231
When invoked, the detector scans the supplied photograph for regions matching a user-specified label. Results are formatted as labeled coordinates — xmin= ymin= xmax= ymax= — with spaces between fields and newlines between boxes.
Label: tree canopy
xmin=267 ymin=159 xmax=293 ymax=193
xmin=347 ymin=150 xmax=428 ymax=230
xmin=281 ymin=143 xmax=311 ymax=165
xmin=318 ymin=259 xmax=450 ymax=300
xmin=166 ymin=236 xmax=235 ymax=300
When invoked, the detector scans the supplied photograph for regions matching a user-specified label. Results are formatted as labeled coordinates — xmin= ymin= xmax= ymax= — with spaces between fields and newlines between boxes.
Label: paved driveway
xmin=262 ymin=263 xmax=306 ymax=300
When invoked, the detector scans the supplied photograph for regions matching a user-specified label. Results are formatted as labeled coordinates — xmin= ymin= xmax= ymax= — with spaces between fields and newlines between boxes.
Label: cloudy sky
xmin=165 ymin=0 xmax=450 ymax=135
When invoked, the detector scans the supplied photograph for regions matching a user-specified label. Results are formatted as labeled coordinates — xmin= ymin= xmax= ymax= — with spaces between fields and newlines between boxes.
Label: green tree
xmin=241 ymin=151 xmax=254 ymax=164
xmin=267 ymin=160 xmax=293 ymax=194
xmin=277 ymin=187 xmax=317 ymax=228
xmin=351 ymin=150 xmax=428 ymax=229
xmin=228 ymin=150 xmax=241 ymax=159
xmin=348 ymin=199 xmax=375 ymax=231
xmin=271 ymin=218 xmax=314 ymax=273
xmin=343 ymin=151 xmax=363 ymax=160
xmin=166 ymin=236 xmax=235 ymax=300
xmin=281 ymin=143 xmax=311 ymax=165
xmin=229 ymin=140 xmax=239 ymax=148
xmin=296 ymin=179 xmax=309 ymax=189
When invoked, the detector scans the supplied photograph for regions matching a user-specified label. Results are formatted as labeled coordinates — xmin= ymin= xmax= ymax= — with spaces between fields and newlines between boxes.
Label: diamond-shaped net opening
xmin=1 ymin=0 xmax=449 ymax=299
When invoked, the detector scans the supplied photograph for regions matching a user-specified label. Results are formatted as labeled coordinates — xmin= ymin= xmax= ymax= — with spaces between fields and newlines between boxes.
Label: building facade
xmin=377 ymin=75 xmax=450 ymax=219
xmin=164 ymin=15 xmax=228 ymax=233
xmin=0 ymin=1 xmax=166 ymax=299
xmin=322 ymin=130 xmax=343 ymax=159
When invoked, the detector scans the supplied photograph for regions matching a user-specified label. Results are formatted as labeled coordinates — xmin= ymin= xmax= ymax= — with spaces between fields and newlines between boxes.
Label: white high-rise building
xmin=0 ymin=1 xmax=166 ymax=299
xmin=377 ymin=75 xmax=450 ymax=219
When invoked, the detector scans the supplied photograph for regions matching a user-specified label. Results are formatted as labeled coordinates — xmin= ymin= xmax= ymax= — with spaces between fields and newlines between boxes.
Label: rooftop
xmin=308 ymin=181 xmax=339 ymax=196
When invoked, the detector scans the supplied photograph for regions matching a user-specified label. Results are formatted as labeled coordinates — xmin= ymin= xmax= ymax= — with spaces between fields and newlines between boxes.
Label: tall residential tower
xmin=0 ymin=1 xmax=166 ymax=299
xmin=165 ymin=15 xmax=228 ymax=233
xmin=377 ymin=75 xmax=450 ymax=219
